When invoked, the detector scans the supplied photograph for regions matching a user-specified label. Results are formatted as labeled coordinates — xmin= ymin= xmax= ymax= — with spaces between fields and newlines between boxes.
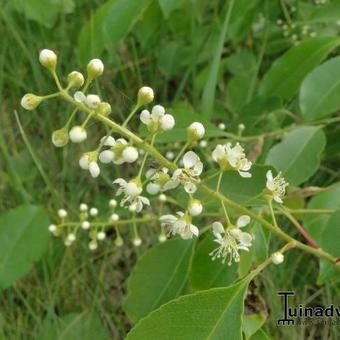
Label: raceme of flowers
xmin=21 ymin=49 xmax=289 ymax=264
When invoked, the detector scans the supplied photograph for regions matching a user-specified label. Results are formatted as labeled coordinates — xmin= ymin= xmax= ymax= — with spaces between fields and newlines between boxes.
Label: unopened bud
xmin=69 ymin=126 xmax=87 ymax=143
xmin=272 ymin=252 xmax=284 ymax=265
xmin=137 ymin=86 xmax=154 ymax=106
xmin=21 ymin=93 xmax=43 ymax=111
xmin=67 ymin=71 xmax=84 ymax=88
xmin=97 ymin=102 xmax=111 ymax=116
xmin=188 ymin=199 xmax=203 ymax=216
xmin=187 ymin=122 xmax=205 ymax=141
xmin=87 ymin=58 xmax=104 ymax=78
xmin=52 ymin=128 xmax=69 ymax=147
xmin=39 ymin=49 xmax=57 ymax=71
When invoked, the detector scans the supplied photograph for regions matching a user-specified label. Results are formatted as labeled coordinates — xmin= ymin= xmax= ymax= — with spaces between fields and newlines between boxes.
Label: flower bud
xmin=69 ymin=126 xmax=87 ymax=143
xmin=99 ymin=150 xmax=114 ymax=164
xmin=166 ymin=151 xmax=175 ymax=160
xmin=87 ymin=58 xmax=104 ymax=78
xmin=146 ymin=183 xmax=161 ymax=195
xmin=48 ymin=224 xmax=57 ymax=232
xmin=80 ymin=203 xmax=88 ymax=212
xmin=218 ymin=123 xmax=226 ymax=130
xmin=81 ymin=221 xmax=90 ymax=230
xmin=97 ymin=232 xmax=106 ymax=240
xmin=158 ymin=234 xmax=167 ymax=242
xmin=199 ymin=140 xmax=207 ymax=148
xmin=89 ymin=161 xmax=100 ymax=178
xmin=89 ymin=241 xmax=98 ymax=251
xmin=111 ymin=213 xmax=119 ymax=222
xmin=79 ymin=154 xmax=90 ymax=169
xmin=21 ymin=93 xmax=43 ymax=111
xmin=85 ymin=94 xmax=101 ymax=109
xmin=159 ymin=194 xmax=167 ymax=202
xmin=109 ymin=199 xmax=117 ymax=208
xmin=58 ymin=209 xmax=67 ymax=218
xmin=133 ymin=237 xmax=142 ymax=247
xmin=97 ymin=102 xmax=111 ymax=116
xmin=137 ymin=86 xmax=154 ymax=106
xmin=115 ymin=236 xmax=124 ymax=247
xmin=67 ymin=71 xmax=84 ymax=88
xmin=90 ymin=207 xmax=98 ymax=216
xmin=51 ymin=128 xmax=69 ymax=147
xmin=67 ymin=233 xmax=76 ymax=242
xmin=160 ymin=114 xmax=175 ymax=131
xmin=272 ymin=252 xmax=284 ymax=265
xmin=39 ymin=49 xmax=57 ymax=71
xmin=122 ymin=146 xmax=139 ymax=163
xmin=187 ymin=122 xmax=205 ymax=141
xmin=188 ymin=199 xmax=203 ymax=216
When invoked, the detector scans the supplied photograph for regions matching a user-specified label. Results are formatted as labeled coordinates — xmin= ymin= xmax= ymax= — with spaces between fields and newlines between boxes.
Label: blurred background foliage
xmin=0 ymin=0 xmax=340 ymax=339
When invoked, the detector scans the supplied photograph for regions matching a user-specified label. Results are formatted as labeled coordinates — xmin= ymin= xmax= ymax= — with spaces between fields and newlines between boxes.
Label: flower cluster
xmin=22 ymin=49 xmax=290 ymax=266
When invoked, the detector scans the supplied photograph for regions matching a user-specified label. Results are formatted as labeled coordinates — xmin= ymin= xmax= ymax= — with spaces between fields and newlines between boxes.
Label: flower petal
xmin=236 ymin=215 xmax=251 ymax=228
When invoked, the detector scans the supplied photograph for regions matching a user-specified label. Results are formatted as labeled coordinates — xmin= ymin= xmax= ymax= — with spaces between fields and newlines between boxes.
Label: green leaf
xmin=226 ymin=74 xmax=254 ymax=111
xmin=226 ymin=51 xmax=257 ymax=76
xmin=190 ymin=234 xmax=237 ymax=291
xmin=243 ymin=313 xmax=266 ymax=339
xmin=0 ymin=205 xmax=50 ymax=291
xmin=299 ymin=56 xmax=340 ymax=120
xmin=310 ymin=3 xmax=340 ymax=23
xmin=265 ymin=126 xmax=326 ymax=186
xmin=303 ymin=184 xmax=340 ymax=284
xmin=259 ymin=37 xmax=340 ymax=100
xmin=250 ymin=328 xmax=272 ymax=340
xmin=198 ymin=165 xmax=275 ymax=205
xmin=126 ymin=278 xmax=250 ymax=340
xmin=123 ymin=239 xmax=195 ymax=323
xmin=38 ymin=312 xmax=108 ymax=340
xmin=78 ymin=0 xmax=152 ymax=64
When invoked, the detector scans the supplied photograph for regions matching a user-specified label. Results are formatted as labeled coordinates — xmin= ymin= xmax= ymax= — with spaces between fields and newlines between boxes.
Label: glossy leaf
xmin=123 ymin=239 xmax=194 ymax=323
xmin=0 ymin=205 xmax=50 ymax=291
xmin=259 ymin=38 xmax=340 ymax=100
xmin=190 ymin=234 xmax=237 ymax=290
xmin=299 ymin=56 xmax=340 ymax=120
xmin=243 ymin=313 xmax=266 ymax=339
xmin=266 ymin=127 xmax=326 ymax=186
xmin=126 ymin=278 xmax=250 ymax=340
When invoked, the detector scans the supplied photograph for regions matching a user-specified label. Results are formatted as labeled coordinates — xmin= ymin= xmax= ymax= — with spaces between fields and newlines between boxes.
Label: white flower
xmin=210 ymin=216 xmax=252 ymax=265
xmin=48 ymin=224 xmax=57 ymax=232
xmin=166 ymin=151 xmax=175 ymax=160
xmin=89 ymin=241 xmax=98 ymax=250
xmin=272 ymin=252 xmax=284 ymax=265
xmin=163 ymin=151 xmax=203 ymax=194
xmin=109 ymin=199 xmax=117 ymax=208
xmin=140 ymin=105 xmax=175 ymax=132
xmin=158 ymin=234 xmax=167 ymax=242
xmin=199 ymin=140 xmax=208 ymax=148
xmin=85 ymin=94 xmax=101 ymax=109
xmin=66 ymin=233 xmax=76 ymax=243
xmin=188 ymin=199 xmax=203 ymax=216
xmin=74 ymin=91 xmax=86 ymax=103
xmin=87 ymin=58 xmax=104 ymax=78
xmin=137 ymin=86 xmax=154 ymax=105
xmin=89 ymin=161 xmax=100 ymax=178
xmin=111 ymin=213 xmax=119 ymax=221
xmin=69 ymin=126 xmax=87 ymax=143
xmin=21 ymin=93 xmax=43 ymax=110
xmin=113 ymin=178 xmax=150 ymax=213
xmin=212 ymin=143 xmax=252 ymax=178
xmin=133 ymin=237 xmax=142 ymax=247
xmin=39 ymin=49 xmax=57 ymax=69
xmin=145 ymin=168 xmax=170 ymax=195
xmin=266 ymin=170 xmax=288 ymax=203
xmin=160 ymin=212 xmax=199 ymax=239
xmin=79 ymin=154 xmax=90 ymax=169
xmin=52 ymin=128 xmax=69 ymax=147
xmin=159 ymin=194 xmax=167 ymax=202
xmin=187 ymin=122 xmax=205 ymax=141
xmin=99 ymin=150 xmax=114 ymax=163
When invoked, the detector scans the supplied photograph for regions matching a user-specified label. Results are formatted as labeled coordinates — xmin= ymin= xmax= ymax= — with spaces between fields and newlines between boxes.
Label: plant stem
xmin=122 ymin=104 xmax=139 ymax=127
xmin=174 ymin=141 xmax=191 ymax=164
xmin=58 ymin=92 xmax=338 ymax=265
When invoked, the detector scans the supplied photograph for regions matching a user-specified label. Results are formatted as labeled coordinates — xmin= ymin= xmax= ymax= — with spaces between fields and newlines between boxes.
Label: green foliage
xmin=259 ymin=38 xmax=340 ymax=100
xmin=0 ymin=205 xmax=50 ymax=291
xmin=300 ymin=56 xmax=340 ymax=120
xmin=126 ymin=278 xmax=250 ymax=340
xmin=266 ymin=127 xmax=326 ymax=186
xmin=123 ymin=239 xmax=195 ymax=323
